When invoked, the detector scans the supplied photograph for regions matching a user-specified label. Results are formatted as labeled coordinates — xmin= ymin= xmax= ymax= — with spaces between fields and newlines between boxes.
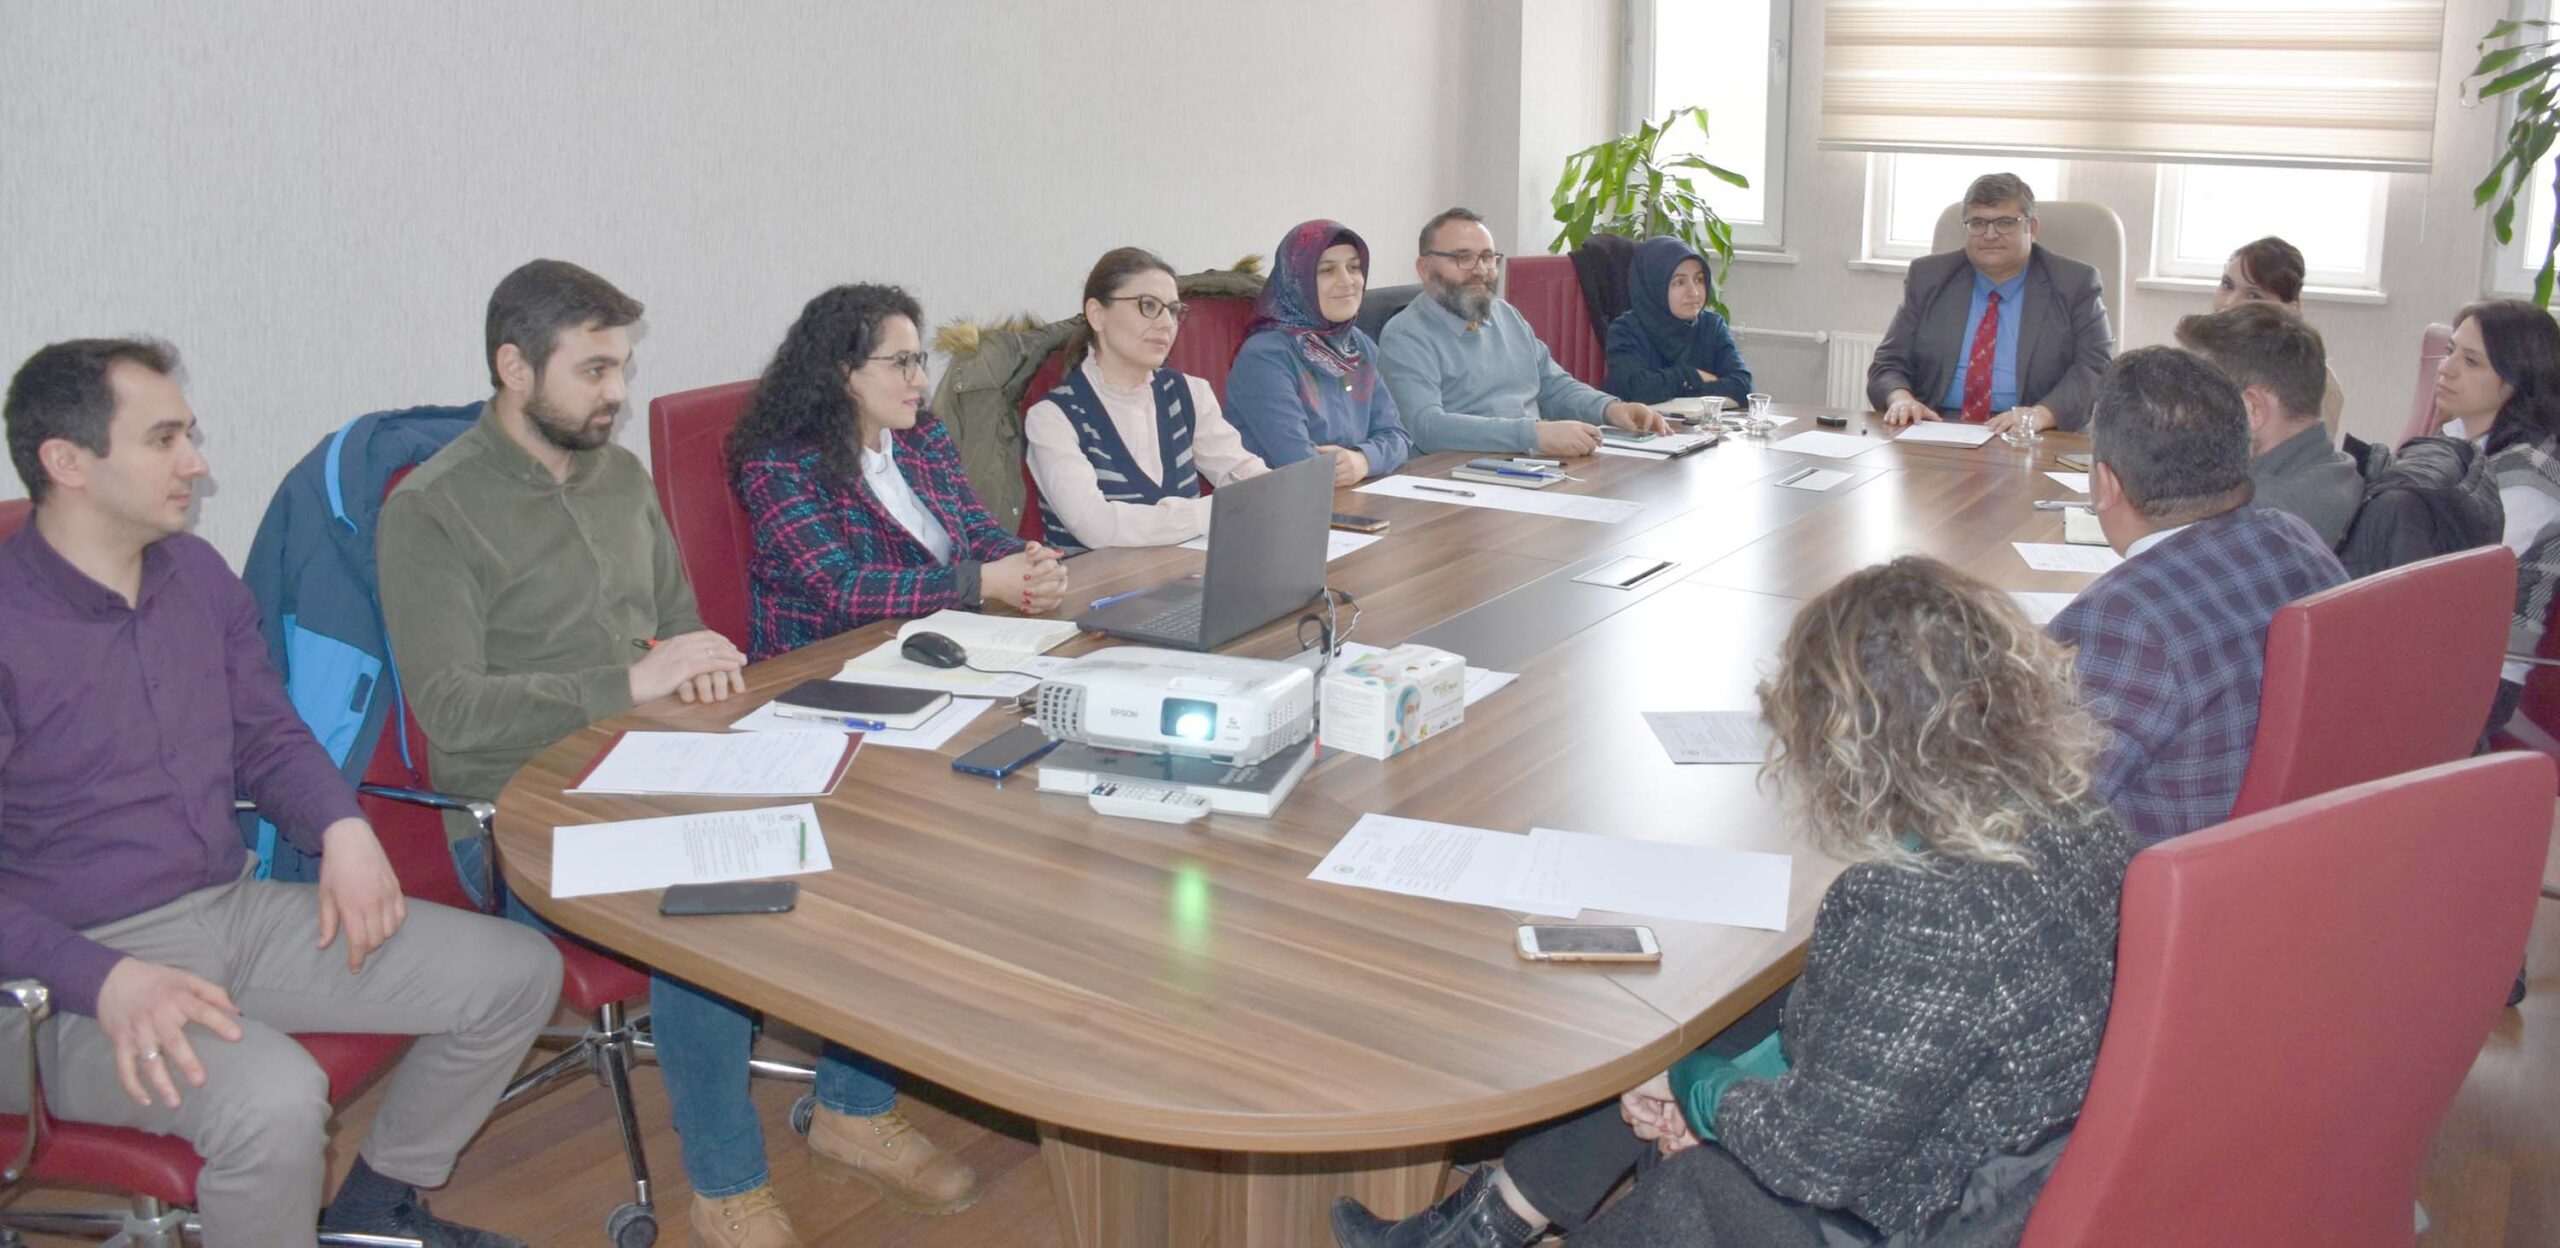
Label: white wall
xmin=0 ymin=0 xmax=1495 ymax=562
xmin=1724 ymin=0 xmax=2511 ymax=450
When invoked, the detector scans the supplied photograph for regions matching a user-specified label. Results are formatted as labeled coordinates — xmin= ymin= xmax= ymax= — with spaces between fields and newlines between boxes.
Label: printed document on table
xmin=2045 ymin=471 xmax=2091 ymax=493
xmin=1891 ymin=422 xmax=1999 ymax=447
xmin=1767 ymin=430 xmax=1884 ymax=459
xmin=2010 ymin=591 xmax=2079 ymax=626
xmin=2012 ymin=542 xmax=2124 ymax=575
xmin=729 ymin=697 xmax=992 ymax=750
xmin=553 ymin=803 xmax=835 ymax=898
xmin=840 ymin=648 xmax=1071 ymax=697
xmin=1183 ymin=530 xmax=1381 ymax=562
xmin=1330 ymin=642 xmax=1517 ymax=707
xmin=1641 ymin=711 xmax=1771 ymax=764
xmin=1772 ymin=466 xmax=1851 ymax=492
xmin=1356 ymin=475 xmax=1643 ymax=524
xmin=1509 ymin=827 xmax=1791 ymax=931
xmin=568 ymin=732 xmax=857 ymax=797
xmin=1311 ymin=814 xmax=1575 ymax=916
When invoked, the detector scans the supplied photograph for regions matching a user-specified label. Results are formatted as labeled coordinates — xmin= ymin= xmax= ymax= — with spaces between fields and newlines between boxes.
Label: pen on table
xmin=797 ymin=817 xmax=810 ymax=869
xmin=1777 ymin=466 xmax=1818 ymax=487
xmin=774 ymin=710 xmax=890 ymax=732
xmin=1414 ymin=483 xmax=1476 ymax=497
xmin=2032 ymin=499 xmax=2088 ymax=511
xmin=1089 ymin=587 xmax=1148 ymax=610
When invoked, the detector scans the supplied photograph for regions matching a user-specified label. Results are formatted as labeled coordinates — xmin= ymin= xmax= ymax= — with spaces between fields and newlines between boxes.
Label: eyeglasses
xmin=1963 ymin=216 xmax=2030 ymax=238
xmin=1100 ymin=295 xmax=1190 ymax=322
xmin=1423 ymin=249 xmax=1507 ymax=271
xmin=865 ymin=351 xmax=931 ymax=378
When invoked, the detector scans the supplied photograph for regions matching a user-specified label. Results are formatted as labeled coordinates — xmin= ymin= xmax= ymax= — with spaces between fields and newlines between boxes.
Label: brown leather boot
xmin=805 ymin=1100 xmax=980 ymax=1216
xmin=687 ymin=1184 xmax=801 ymax=1248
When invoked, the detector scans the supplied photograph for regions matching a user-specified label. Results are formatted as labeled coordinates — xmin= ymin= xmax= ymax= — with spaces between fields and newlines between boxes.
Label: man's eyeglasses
xmin=866 ymin=351 xmax=931 ymax=378
xmin=1100 ymin=295 xmax=1191 ymax=322
xmin=1423 ymin=249 xmax=1507 ymax=272
xmin=1963 ymin=216 xmax=2030 ymax=238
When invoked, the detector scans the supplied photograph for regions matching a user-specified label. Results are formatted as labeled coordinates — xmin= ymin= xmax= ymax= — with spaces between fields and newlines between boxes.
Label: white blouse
xmin=861 ymin=438 xmax=952 ymax=565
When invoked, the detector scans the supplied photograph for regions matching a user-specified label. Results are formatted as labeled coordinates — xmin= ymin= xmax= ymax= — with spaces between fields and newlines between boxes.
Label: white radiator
xmin=1824 ymin=333 xmax=1882 ymax=411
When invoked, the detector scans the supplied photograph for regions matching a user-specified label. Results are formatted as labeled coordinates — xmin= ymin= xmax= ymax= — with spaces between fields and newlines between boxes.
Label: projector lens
xmin=1162 ymin=698 xmax=1216 ymax=741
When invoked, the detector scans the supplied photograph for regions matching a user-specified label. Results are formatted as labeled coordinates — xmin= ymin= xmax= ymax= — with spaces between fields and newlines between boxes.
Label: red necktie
xmin=1961 ymin=290 xmax=2002 ymax=423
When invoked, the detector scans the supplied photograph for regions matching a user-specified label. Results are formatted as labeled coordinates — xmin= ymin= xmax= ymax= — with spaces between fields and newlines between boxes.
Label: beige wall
xmin=0 ymin=0 xmax=1496 ymax=561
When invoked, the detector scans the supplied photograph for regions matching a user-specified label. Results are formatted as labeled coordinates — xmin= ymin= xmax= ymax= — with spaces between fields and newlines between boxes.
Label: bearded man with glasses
xmin=1378 ymin=207 xmax=1670 ymax=457
xmin=1869 ymin=173 xmax=2115 ymax=435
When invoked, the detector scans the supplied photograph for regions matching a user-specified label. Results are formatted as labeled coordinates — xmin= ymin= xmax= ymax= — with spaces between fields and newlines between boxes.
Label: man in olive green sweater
xmin=378 ymin=260 xmax=979 ymax=1248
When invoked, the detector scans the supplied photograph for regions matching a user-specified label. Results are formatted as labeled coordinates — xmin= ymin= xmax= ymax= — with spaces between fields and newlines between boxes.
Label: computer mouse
xmin=900 ymin=631 xmax=969 ymax=669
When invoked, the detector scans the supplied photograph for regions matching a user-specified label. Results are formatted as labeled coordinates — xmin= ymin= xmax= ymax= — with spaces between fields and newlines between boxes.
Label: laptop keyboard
xmin=1129 ymin=600 xmax=1204 ymax=639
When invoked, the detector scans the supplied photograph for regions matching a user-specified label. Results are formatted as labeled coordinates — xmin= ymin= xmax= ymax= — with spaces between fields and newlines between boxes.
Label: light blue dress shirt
xmin=1940 ymin=268 xmax=2028 ymax=413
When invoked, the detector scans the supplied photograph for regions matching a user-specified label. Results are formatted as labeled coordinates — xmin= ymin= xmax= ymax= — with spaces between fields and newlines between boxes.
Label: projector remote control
xmin=1088 ymin=781 xmax=1212 ymax=824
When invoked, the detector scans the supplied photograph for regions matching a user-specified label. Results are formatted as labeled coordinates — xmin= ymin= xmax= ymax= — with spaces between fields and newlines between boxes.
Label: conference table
xmin=495 ymin=404 xmax=2103 ymax=1247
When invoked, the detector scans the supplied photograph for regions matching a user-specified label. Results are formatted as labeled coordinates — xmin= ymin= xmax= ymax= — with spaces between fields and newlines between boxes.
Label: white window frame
xmin=2486 ymin=155 xmax=2557 ymax=299
xmin=1624 ymin=0 xmax=1794 ymax=252
xmin=2150 ymin=163 xmax=2389 ymax=293
xmin=1860 ymin=154 xmax=2068 ymax=264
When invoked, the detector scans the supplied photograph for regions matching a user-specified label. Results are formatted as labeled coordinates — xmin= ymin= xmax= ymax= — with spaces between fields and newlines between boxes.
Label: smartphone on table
xmin=1331 ymin=512 xmax=1389 ymax=534
xmin=952 ymin=723 xmax=1060 ymax=780
xmin=1516 ymin=924 xmax=1661 ymax=962
xmin=661 ymin=880 xmax=799 ymax=916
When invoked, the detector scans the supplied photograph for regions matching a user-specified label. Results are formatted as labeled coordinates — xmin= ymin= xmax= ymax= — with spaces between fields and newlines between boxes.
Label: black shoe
xmin=1330 ymin=1167 xmax=1541 ymax=1248
xmin=319 ymin=1188 xmax=526 ymax=1248
xmin=2512 ymin=965 xmax=2529 ymax=1008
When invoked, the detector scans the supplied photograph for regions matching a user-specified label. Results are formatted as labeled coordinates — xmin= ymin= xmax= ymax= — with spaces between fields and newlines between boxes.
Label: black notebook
xmin=769 ymin=680 xmax=951 ymax=730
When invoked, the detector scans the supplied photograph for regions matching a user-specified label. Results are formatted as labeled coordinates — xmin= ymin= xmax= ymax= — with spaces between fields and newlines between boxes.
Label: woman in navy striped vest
xmin=1023 ymin=247 xmax=1269 ymax=553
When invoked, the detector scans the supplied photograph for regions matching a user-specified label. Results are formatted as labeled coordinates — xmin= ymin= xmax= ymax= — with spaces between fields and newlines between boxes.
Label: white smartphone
xmin=1516 ymin=924 xmax=1661 ymax=963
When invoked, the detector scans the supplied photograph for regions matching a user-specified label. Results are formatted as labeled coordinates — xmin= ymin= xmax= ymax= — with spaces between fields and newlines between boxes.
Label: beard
xmin=1427 ymin=274 xmax=1495 ymax=323
xmin=526 ymin=389 xmax=619 ymax=452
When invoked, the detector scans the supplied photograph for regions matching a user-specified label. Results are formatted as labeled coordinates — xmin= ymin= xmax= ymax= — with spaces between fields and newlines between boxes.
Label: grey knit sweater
xmin=1715 ymin=810 xmax=2136 ymax=1237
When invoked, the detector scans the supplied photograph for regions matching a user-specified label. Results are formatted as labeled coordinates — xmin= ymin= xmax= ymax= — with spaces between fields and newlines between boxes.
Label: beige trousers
xmin=0 ymin=868 xmax=561 ymax=1248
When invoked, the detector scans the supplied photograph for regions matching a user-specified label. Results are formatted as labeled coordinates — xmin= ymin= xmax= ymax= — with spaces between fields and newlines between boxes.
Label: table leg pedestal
xmin=1038 ymin=1123 xmax=1451 ymax=1248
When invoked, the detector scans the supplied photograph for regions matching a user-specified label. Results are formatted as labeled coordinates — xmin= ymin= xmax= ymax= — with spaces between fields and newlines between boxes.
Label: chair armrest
xmin=357 ymin=785 xmax=499 ymax=912
xmin=0 ymin=979 xmax=52 ymax=1186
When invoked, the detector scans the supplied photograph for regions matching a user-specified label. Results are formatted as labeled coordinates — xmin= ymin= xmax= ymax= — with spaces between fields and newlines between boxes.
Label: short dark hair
xmin=2228 ymin=236 xmax=2307 ymax=305
xmin=1418 ymin=206 xmax=1488 ymax=255
xmin=2090 ymin=346 xmax=2254 ymax=522
xmin=1963 ymin=173 xmax=2037 ymax=219
xmin=6 ymin=337 xmax=181 ymax=503
xmin=2173 ymin=302 xmax=2328 ymax=421
xmin=483 ymin=259 xmax=644 ymax=389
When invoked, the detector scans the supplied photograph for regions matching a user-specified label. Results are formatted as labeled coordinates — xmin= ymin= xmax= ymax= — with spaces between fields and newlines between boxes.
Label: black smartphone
xmin=1816 ymin=414 xmax=1849 ymax=428
xmin=952 ymin=723 xmax=1060 ymax=780
xmin=1330 ymin=512 xmax=1389 ymax=534
xmin=660 ymin=880 xmax=798 ymax=916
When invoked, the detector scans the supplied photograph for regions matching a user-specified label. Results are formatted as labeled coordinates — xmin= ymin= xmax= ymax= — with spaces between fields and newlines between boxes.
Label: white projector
xmin=1035 ymin=648 xmax=1316 ymax=765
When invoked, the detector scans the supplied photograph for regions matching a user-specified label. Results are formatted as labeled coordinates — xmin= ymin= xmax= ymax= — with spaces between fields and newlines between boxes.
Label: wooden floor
xmin=13 ymin=857 xmax=2560 ymax=1246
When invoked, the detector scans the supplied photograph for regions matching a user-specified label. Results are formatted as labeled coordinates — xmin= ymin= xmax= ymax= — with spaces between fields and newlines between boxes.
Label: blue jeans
xmin=453 ymin=840 xmax=899 ymax=1197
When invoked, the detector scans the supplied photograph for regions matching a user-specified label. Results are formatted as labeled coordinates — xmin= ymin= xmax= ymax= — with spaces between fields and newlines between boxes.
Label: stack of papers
xmin=1595 ymin=431 xmax=1719 ymax=457
xmin=2045 ymin=471 xmax=2091 ymax=493
xmin=1893 ymin=422 xmax=1999 ymax=448
xmin=1310 ymin=815 xmax=1792 ymax=930
xmin=1641 ymin=711 xmax=1771 ymax=764
xmin=567 ymin=732 xmax=859 ymax=797
xmin=729 ymin=697 xmax=994 ymax=750
xmin=839 ymin=610 xmax=1079 ymax=695
xmin=1355 ymin=475 xmax=1644 ymax=524
xmin=2012 ymin=542 xmax=2124 ymax=574
xmin=552 ymin=802 xmax=835 ymax=898
xmin=1183 ymin=530 xmax=1382 ymax=562
xmin=1329 ymin=641 xmax=1518 ymax=707
xmin=1767 ymin=430 xmax=1883 ymax=459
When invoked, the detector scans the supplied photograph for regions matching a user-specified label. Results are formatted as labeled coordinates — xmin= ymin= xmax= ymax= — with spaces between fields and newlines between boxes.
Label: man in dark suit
xmin=1867 ymin=172 xmax=2115 ymax=435
xmin=2047 ymin=347 xmax=2347 ymax=845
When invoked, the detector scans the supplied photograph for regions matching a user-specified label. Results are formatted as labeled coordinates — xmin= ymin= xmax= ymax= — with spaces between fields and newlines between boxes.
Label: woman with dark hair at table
xmin=1023 ymin=246 xmax=1269 ymax=552
xmin=1227 ymin=218 xmax=1412 ymax=484
xmin=1333 ymin=556 xmax=2134 ymax=1248
xmin=730 ymin=282 xmax=1067 ymax=662
xmin=2433 ymin=298 xmax=2560 ymax=731
xmin=1602 ymin=235 xmax=1753 ymax=405
xmin=2214 ymin=235 xmax=2346 ymax=437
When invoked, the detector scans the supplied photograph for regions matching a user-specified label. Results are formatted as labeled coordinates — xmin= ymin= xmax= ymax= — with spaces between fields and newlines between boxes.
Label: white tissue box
xmin=1321 ymin=644 xmax=1465 ymax=760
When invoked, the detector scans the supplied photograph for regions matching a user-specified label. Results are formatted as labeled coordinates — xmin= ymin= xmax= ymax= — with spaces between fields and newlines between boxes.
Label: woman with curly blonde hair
xmin=1334 ymin=557 xmax=2136 ymax=1248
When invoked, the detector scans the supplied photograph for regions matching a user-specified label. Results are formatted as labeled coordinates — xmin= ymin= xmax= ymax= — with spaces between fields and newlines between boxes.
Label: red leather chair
xmin=1505 ymin=254 xmax=1608 ymax=389
xmin=2021 ymin=752 xmax=2553 ymax=1247
xmin=2226 ymin=544 xmax=2514 ymax=819
xmin=2398 ymin=322 xmax=2456 ymax=446
xmin=646 ymin=379 xmax=760 ymax=652
xmin=0 ymin=498 xmax=27 ymax=540
xmin=1011 ymin=293 xmax=1259 ymax=542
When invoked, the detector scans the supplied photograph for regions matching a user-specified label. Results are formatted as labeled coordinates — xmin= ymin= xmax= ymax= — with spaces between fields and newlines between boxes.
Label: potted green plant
xmin=2471 ymin=19 xmax=2560 ymax=303
xmin=1549 ymin=106 xmax=1750 ymax=315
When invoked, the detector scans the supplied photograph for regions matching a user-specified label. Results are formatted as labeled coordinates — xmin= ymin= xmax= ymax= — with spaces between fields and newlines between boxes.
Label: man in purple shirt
xmin=2047 ymin=346 xmax=2348 ymax=844
xmin=0 ymin=338 xmax=559 ymax=1248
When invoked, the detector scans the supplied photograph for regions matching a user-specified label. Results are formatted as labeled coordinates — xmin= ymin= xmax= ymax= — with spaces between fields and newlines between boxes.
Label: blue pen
xmin=1089 ymin=587 xmax=1148 ymax=610
xmin=774 ymin=709 xmax=889 ymax=731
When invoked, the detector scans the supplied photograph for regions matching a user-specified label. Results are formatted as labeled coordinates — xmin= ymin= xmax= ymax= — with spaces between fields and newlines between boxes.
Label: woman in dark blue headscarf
xmin=1604 ymin=235 xmax=1753 ymax=404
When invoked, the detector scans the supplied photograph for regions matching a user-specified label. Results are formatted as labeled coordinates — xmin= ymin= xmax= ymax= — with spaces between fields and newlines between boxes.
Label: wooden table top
xmin=494 ymin=405 xmax=2098 ymax=1152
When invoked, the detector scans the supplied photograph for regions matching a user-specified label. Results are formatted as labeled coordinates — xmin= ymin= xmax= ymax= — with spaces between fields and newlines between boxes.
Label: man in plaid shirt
xmin=2048 ymin=347 xmax=2348 ymax=845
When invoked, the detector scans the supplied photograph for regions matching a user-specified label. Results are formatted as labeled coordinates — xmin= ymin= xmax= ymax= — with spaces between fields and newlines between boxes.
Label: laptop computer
xmin=1075 ymin=452 xmax=1334 ymax=651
